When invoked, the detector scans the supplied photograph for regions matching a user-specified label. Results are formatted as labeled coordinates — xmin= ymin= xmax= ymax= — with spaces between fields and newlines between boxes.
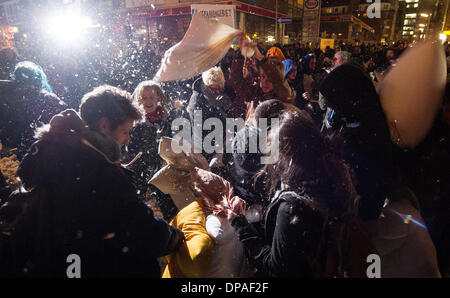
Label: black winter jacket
xmin=8 ymin=110 xmax=184 ymax=278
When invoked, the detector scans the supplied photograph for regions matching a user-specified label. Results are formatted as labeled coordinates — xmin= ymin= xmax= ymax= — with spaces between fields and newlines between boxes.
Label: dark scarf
xmin=147 ymin=106 xmax=165 ymax=123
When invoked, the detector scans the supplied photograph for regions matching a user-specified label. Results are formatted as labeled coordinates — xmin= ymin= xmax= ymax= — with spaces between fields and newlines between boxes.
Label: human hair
xmin=132 ymin=80 xmax=169 ymax=113
xmin=0 ymin=47 xmax=19 ymax=67
xmin=80 ymin=85 xmax=142 ymax=131
xmin=10 ymin=61 xmax=53 ymax=92
xmin=386 ymin=48 xmax=396 ymax=54
xmin=255 ymin=103 xmax=357 ymax=217
xmin=335 ymin=51 xmax=351 ymax=64
xmin=202 ymin=66 xmax=225 ymax=89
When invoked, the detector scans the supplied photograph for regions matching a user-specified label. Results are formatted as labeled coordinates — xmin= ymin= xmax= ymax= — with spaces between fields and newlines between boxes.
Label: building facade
xmin=357 ymin=0 xmax=401 ymax=43
xmin=398 ymin=0 xmax=438 ymax=42
xmin=320 ymin=0 xmax=376 ymax=43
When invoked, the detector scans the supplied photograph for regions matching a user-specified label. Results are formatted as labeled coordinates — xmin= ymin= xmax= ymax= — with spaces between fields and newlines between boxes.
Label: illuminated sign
xmin=305 ymin=0 xmax=319 ymax=9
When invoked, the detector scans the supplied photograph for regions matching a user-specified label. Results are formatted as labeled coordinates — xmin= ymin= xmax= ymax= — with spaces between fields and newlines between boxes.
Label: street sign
xmin=191 ymin=4 xmax=237 ymax=29
xmin=276 ymin=17 xmax=292 ymax=24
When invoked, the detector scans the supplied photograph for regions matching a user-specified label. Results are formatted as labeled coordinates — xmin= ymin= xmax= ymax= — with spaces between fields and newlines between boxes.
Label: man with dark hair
xmin=79 ymin=85 xmax=142 ymax=148
xmin=7 ymin=85 xmax=184 ymax=278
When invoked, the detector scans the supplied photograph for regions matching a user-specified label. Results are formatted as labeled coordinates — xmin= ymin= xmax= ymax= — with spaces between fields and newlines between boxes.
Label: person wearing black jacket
xmin=125 ymin=80 xmax=178 ymax=221
xmin=0 ymin=61 xmax=66 ymax=161
xmin=7 ymin=85 xmax=184 ymax=278
xmin=231 ymin=101 xmax=358 ymax=277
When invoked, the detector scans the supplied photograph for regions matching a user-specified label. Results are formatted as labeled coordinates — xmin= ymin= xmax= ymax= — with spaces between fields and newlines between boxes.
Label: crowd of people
xmin=0 ymin=32 xmax=449 ymax=279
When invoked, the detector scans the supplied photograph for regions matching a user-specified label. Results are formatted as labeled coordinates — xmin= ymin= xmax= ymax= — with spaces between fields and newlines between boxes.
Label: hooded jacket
xmin=282 ymin=59 xmax=309 ymax=110
xmin=9 ymin=109 xmax=184 ymax=277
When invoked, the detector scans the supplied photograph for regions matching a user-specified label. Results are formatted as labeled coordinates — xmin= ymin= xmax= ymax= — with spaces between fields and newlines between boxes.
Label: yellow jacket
xmin=162 ymin=199 xmax=214 ymax=278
